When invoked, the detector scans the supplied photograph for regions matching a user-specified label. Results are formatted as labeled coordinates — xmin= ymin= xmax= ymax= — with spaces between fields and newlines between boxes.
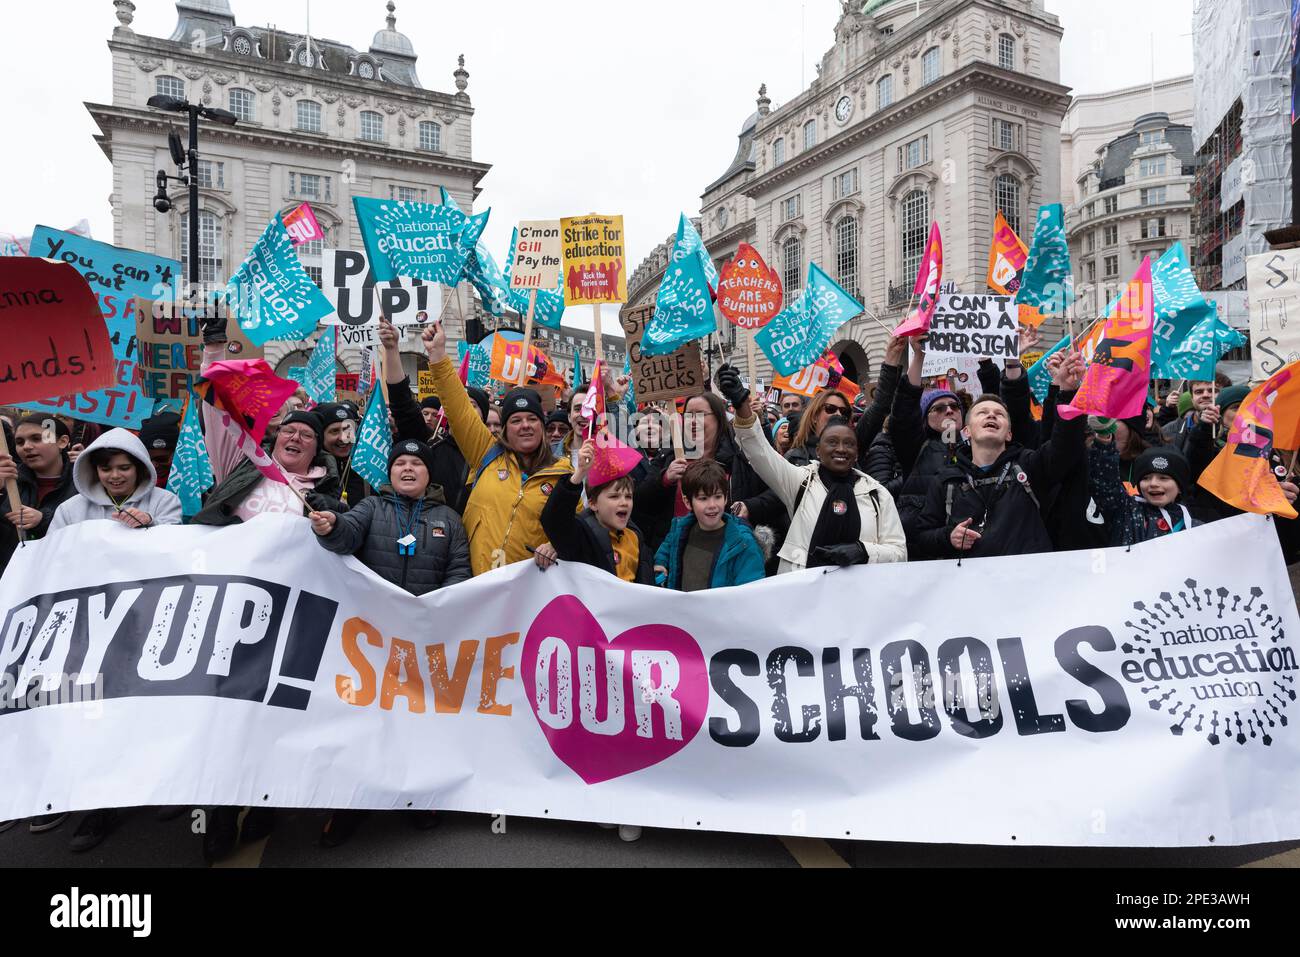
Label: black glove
xmin=811 ymin=542 xmax=868 ymax=567
xmin=201 ymin=301 xmax=229 ymax=345
xmin=716 ymin=364 xmax=749 ymax=411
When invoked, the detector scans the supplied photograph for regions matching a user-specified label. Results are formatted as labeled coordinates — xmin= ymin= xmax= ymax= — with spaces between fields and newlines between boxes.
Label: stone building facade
xmin=93 ymin=0 xmax=491 ymax=380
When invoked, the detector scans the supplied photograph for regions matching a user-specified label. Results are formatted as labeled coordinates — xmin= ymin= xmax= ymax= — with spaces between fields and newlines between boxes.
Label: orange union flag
xmin=1198 ymin=361 xmax=1300 ymax=519
xmin=489 ymin=334 xmax=565 ymax=388
xmin=772 ymin=350 xmax=860 ymax=401
xmin=987 ymin=211 xmax=1044 ymax=327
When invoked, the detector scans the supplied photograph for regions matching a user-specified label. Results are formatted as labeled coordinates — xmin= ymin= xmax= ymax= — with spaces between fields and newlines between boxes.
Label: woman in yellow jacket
xmin=415 ymin=322 xmax=572 ymax=575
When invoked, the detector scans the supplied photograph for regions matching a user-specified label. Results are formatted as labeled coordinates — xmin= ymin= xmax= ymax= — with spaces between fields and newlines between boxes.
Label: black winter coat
xmin=863 ymin=432 xmax=904 ymax=500
xmin=0 ymin=457 xmax=77 ymax=576
xmin=542 ymin=476 xmax=654 ymax=584
xmin=912 ymin=395 xmax=1087 ymax=559
xmin=318 ymin=486 xmax=470 ymax=595
xmin=1036 ymin=385 xmax=1111 ymax=551
xmin=889 ymin=375 xmax=963 ymax=531
xmin=388 ymin=375 xmax=472 ymax=513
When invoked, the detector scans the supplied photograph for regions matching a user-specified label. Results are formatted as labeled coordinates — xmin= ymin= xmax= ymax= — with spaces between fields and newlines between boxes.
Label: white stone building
xmin=629 ymin=0 xmax=1070 ymax=388
xmin=92 ymin=0 xmax=491 ymax=380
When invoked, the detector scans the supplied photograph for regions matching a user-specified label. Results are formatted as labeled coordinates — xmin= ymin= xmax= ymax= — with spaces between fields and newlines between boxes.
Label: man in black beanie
xmin=420 ymin=396 xmax=443 ymax=431
xmin=315 ymin=402 xmax=368 ymax=505
xmin=137 ymin=411 xmax=181 ymax=488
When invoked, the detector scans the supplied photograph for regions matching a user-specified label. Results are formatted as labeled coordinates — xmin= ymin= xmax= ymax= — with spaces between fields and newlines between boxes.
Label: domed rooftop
xmin=371 ymin=2 xmax=415 ymax=58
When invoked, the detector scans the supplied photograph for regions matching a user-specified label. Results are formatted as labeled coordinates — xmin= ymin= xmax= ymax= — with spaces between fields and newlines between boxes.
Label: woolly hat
xmin=465 ymin=386 xmax=491 ymax=421
xmin=1216 ymin=384 xmax=1251 ymax=412
xmin=1134 ymin=446 xmax=1191 ymax=494
xmin=921 ymin=389 xmax=960 ymax=417
xmin=420 ymin=396 xmax=442 ymax=412
xmin=546 ymin=410 xmax=572 ymax=430
xmin=1177 ymin=391 xmax=1195 ymax=417
xmin=501 ymin=388 xmax=544 ymax=427
xmin=138 ymin=411 xmax=180 ymax=453
xmin=314 ymin=403 xmax=360 ymax=427
xmin=280 ymin=410 xmax=324 ymax=445
xmin=388 ymin=438 xmax=437 ymax=478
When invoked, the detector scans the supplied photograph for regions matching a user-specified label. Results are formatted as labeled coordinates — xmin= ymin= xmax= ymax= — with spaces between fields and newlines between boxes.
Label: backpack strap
xmin=791 ymin=470 xmax=816 ymax=518
xmin=470 ymin=445 xmax=507 ymax=492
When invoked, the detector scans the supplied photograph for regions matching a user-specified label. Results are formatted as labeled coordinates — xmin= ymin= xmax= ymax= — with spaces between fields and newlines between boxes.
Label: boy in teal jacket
xmin=655 ymin=459 xmax=766 ymax=591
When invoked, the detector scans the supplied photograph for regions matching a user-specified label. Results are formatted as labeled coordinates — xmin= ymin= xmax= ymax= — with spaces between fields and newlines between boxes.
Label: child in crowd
xmin=48 ymin=429 xmax=182 ymax=533
xmin=655 ymin=459 xmax=765 ymax=591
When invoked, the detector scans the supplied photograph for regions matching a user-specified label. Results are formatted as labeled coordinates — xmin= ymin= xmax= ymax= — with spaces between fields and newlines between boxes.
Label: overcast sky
xmin=1 ymin=0 xmax=1194 ymax=295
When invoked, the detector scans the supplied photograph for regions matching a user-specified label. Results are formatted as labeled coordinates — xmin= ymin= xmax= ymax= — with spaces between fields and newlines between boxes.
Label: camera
xmin=153 ymin=170 xmax=173 ymax=214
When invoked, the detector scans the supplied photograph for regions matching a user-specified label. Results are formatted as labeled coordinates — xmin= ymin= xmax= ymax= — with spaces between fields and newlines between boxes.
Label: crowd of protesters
xmin=2 ymin=308 xmax=1298 ymax=858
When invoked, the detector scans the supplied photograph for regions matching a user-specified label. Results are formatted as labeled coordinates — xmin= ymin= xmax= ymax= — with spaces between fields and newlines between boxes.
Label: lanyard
xmin=1155 ymin=504 xmax=1191 ymax=534
xmin=395 ymin=499 xmax=424 ymax=556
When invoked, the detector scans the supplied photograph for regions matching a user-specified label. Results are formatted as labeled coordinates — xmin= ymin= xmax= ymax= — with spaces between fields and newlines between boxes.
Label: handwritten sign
xmin=619 ymin=305 xmax=702 ymax=403
xmin=1248 ymin=249 xmax=1300 ymax=380
xmin=718 ymin=243 xmax=782 ymax=330
xmin=0 ymin=258 xmax=116 ymax=406
xmin=509 ymin=221 xmax=563 ymax=291
xmin=134 ymin=299 xmax=261 ymax=408
xmin=560 ymin=215 xmax=627 ymax=305
xmin=920 ymin=293 xmax=1019 ymax=375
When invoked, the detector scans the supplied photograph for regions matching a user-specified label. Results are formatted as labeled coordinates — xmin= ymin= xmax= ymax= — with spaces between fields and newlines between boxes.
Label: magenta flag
xmin=893 ymin=222 xmax=943 ymax=337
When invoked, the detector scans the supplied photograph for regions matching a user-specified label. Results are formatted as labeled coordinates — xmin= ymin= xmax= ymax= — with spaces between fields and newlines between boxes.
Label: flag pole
xmin=372 ymin=287 xmax=389 ymax=407
xmin=0 ymin=426 xmax=26 ymax=545
xmin=517 ymin=289 xmax=537 ymax=387
xmin=592 ymin=303 xmax=604 ymax=364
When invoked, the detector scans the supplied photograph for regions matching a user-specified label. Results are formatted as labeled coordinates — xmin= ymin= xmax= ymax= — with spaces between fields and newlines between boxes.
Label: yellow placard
xmin=417 ymin=371 xmax=437 ymax=402
xmin=560 ymin=214 xmax=627 ymax=306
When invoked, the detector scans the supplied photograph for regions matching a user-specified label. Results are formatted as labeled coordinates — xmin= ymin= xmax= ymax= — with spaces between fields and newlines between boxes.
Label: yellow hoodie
xmin=427 ymin=357 xmax=572 ymax=575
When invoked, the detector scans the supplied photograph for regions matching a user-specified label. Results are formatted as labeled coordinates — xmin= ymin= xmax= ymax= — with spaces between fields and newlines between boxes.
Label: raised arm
xmin=419 ymin=322 xmax=495 ymax=469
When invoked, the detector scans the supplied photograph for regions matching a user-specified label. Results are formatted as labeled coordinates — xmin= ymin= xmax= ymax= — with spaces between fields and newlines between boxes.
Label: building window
xmin=922 ymin=47 xmax=941 ymax=86
xmin=156 ymin=75 xmax=186 ymax=100
xmin=1140 ymin=157 xmax=1167 ymax=178
xmin=1085 ymin=202 xmax=1096 ymax=219
xmin=228 ymin=88 xmax=255 ymax=123
xmin=773 ymin=138 xmax=786 ymax=166
xmin=994 ymin=173 xmax=1021 ymax=235
xmin=803 ymin=119 xmax=817 ymax=150
xmin=296 ymin=100 xmax=322 ymax=133
xmin=900 ymin=189 xmax=929 ymax=284
xmin=877 ymin=75 xmax=894 ymax=110
xmin=1086 ymin=232 xmax=1096 ymax=253
xmin=1103 ymin=195 xmax=1118 ymax=215
xmin=1140 ymin=186 xmax=1167 ymax=206
xmin=359 ymin=111 xmax=384 ymax=143
xmin=780 ymin=194 xmax=801 ymax=222
xmin=1087 ymin=261 xmax=1096 ymax=282
xmin=289 ymin=171 xmax=332 ymax=202
xmin=1104 ymin=255 xmax=1119 ymax=278
xmin=782 ymin=235 xmax=802 ymax=294
xmin=1140 ymin=129 xmax=1166 ymax=147
xmin=899 ymin=134 xmax=930 ymax=171
xmin=195 ymin=160 xmax=224 ymax=190
xmin=880 ymin=25 xmax=894 ymax=36
xmin=179 ymin=211 xmax=223 ymax=284
xmin=1103 ymin=225 xmax=1118 ymax=246
xmin=992 ymin=118 xmax=1020 ymax=152
xmin=1141 ymin=217 xmax=1167 ymax=239
xmin=998 ymin=34 xmax=1015 ymax=71
xmin=835 ymin=217 xmax=859 ymax=300
xmin=833 ymin=167 xmax=860 ymax=200
xmin=390 ymin=185 xmax=428 ymax=204
xmin=419 ymin=121 xmax=442 ymax=152
xmin=297 ymin=237 xmax=324 ymax=287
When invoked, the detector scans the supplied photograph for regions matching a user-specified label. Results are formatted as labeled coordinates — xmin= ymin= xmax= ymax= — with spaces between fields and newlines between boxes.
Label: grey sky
xmin=1 ymin=0 xmax=1194 ymax=278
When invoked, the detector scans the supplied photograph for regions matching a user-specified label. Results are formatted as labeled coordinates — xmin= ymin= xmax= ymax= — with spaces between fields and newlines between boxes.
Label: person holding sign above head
xmin=414 ymin=319 xmax=571 ymax=575
xmin=308 ymin=437 xmax=469 ymax=848
xmin=719 ymin=365 xmax=907 ymax=572
xmin=911 ymin=350 xmax=1087 ymax=560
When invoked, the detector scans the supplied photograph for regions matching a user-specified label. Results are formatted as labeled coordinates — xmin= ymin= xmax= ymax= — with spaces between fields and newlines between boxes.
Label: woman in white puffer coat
xmin=48 ymin=428 xmax=182 ymax=533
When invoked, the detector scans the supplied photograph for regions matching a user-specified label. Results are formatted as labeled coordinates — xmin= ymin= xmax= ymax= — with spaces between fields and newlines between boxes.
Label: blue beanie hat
xmin=921 ymin=389 xmax=959 ymax=417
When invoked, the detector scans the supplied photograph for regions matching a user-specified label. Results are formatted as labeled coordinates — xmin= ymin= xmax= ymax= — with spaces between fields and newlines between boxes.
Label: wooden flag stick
xmin=592 ymin=303 xmax=604 ymax=364
xmin=518 ymin=289 xmax=537 ymax=387
xmin=0 ymin=425 xmax=26 ymax=544
xmin=372 ymin=287 xmax=390 ymax=406
xmin=670 ymin=409 xmax=686 ymax=461
xmin=746 ymin=331 xmax=758 ymax=391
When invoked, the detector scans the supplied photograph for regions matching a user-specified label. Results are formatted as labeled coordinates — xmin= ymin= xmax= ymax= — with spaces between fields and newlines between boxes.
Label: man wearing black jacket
xmin=0 ymin=417 xmax=77 ymax=576
xmin=912 ymin=350 xmax=1086 ymax=559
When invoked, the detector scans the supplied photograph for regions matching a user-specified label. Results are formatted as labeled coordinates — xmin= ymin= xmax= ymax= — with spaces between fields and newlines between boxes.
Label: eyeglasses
xmin=823 ymin=405 xmax=851 ymax=417
xmin=929 ymin=402 xmax=961 ymax=415
xmin=278 ymin=428 xmax=317 ymax=443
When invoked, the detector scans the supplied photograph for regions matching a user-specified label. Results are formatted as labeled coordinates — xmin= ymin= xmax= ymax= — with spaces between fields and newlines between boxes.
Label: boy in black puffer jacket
xmin=1088 ymin=443 xmax=1210 ymax=546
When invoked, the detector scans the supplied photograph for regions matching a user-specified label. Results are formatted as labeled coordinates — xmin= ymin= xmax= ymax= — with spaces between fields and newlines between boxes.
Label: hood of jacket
xmin=72 ymin=428 xmax=157 ymax=506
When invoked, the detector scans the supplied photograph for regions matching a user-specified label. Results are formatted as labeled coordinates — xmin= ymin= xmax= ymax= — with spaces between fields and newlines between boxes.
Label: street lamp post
xmin=146 ymin=95 xmax=237 ymax=296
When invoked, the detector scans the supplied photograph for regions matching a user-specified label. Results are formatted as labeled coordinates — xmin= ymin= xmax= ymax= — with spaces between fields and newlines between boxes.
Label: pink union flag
xmin=204 ymin=359 xmax=300 ymax=446
xmin=588 ymin=428 xmax=643 ymax=487
xmin=1058 ymin=257 xmax=1154 ymax=421
xmin=283 ymin=203 xmax=324 ymax=247
xmin=893 ymin=222 xmax=943 ymax=337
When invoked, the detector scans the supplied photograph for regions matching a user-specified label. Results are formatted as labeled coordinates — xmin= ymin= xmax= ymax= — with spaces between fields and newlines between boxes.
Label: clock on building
xmin=834 ymin=94 xmax=854 ymax=126
xmin=232 ymin=35 xmax=252 ymax=56
xmin=297 ymin=48 xmax=313 ymax=67
xmin=717 ymin=206 xmax=729 ymax=230
xmin=357 ymin=61 xmax=375 ymax=79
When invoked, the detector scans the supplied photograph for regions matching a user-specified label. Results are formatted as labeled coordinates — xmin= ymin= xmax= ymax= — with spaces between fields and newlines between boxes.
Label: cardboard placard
xmin=135 ymin=299 xmax=261 ymax=408
xmin=0 ymin=258 xmax=116 ymax=406
xmin=417 ymin=371 xmax=437 ymax=402
xmin=560 ymin=215 xmax=627 ymax=305
xmin=619 ymin=305 xmax=702 ymax=403
xmin=718 ymin=243 xmax=783 ymax=330
xmin=509 ymin=221 xmax=563 ymax=291
xmin=920 ymin=293 xmax=1019 ymax=375
xmin=1247 ymin=249 xmax=1300 ymax=380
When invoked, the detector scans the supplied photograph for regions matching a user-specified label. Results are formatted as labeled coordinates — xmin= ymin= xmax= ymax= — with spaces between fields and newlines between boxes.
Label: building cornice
xmin=705 ymin=220 xmax=757 ymax=254
xmin=86 ymin=102 xmax=492 ymax=185
xmin=1066 ymin=199 xmax=1195 ymax=240
xmin=744 ymin=63 xmax=1070 ymax=199
xmin=110 ymin=33 xmax=470 ymax=113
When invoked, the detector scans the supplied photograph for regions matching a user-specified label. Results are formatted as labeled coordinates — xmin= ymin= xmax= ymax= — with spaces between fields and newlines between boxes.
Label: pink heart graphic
xmin=522 ymin=595 xmax=708 ymax=785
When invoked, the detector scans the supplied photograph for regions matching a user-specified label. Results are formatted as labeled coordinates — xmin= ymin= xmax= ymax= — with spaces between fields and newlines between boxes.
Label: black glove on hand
xmin=811 ymin=542 xmax=868 ymax=567
xmin=716 ymin=364 xmax=750 ymax=411
xmin=201 ymin=302 xmax=229 ymax=345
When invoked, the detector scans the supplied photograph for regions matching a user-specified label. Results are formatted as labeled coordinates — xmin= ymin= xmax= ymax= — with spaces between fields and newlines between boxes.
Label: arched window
xmin=773 ymin=137 xmax=786 ymax=166
xmin=359 ymin=111 xmax=384 ymax=143
xmin=877 ymin=75 xmax=894 ymax=110
xmin=419 ymin=120 xmax=442 ymax=152
xmin=922 ymin=47 xmax=942 ymax=86
xmin=995 ymin=174 xmax=1022 ymax=235
xmin=156 ymin=75 xmax=186 ymax=100
xmin=228 ymin=88 xmax=255 ymax=122
xmin=179 ymin=211 xmax=224 ymax=284
xmin=803 ymin=119 xmax=817 ymax=150
xmin=296 ymin=100 xmax=322 ymax=133
xmin=900 ymin=189 xmax=929 ymax=285
xmin=835 ymin=217 xmax=859 ymax=300
xmin=782 ymin=235 xmax=802 ymax=294
xmin=998 ymin=34 xmax=1016 ymax=71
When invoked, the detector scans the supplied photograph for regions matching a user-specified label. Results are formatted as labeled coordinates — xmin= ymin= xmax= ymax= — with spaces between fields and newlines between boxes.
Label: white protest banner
xmin=321 ymin=249 xmax=440 ymax=328
xmin=509 ymin=221 xmax=563 ymax=291
xmin=1 ymin=514 xmax=1297 ymax=847
xmin=1247 ymin=248 xmax=1300 ymax=380
xmin=920 ymin=353 xmax=991 ymax=391
xmin=921 ymin=293 xmax=1019 ymax=375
